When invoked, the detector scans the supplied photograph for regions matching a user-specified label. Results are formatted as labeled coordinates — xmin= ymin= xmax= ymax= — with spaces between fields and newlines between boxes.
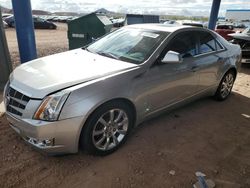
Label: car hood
xmin=10 ymin=49 xmax=137 ymax=98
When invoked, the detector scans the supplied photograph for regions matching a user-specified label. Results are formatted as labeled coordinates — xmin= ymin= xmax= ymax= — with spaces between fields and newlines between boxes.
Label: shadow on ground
xmin=240 ymin=63 xmax=250 ymax=74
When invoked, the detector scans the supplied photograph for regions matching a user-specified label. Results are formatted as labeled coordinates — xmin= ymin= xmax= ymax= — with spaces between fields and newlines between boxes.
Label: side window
xmin=164 ymin=31 xmax=197 ymax=58
xmin=198 ymin=31 xmax=216 ymax=54
xmin=216 ymin=40 xmax=224 ymax=51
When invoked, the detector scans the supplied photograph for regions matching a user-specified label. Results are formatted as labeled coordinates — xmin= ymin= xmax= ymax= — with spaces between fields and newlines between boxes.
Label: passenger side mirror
xmin=161 ymin=51 xmax=182 ymax=64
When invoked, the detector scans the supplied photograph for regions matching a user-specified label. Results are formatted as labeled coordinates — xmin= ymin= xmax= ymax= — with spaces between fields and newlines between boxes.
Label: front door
xmin=144 ymin=31 xmax=200 ymax=113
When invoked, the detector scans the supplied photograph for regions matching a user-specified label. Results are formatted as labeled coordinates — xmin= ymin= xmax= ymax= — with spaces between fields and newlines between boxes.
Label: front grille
xmin=5 ymin=86 xmax=30 ymax=117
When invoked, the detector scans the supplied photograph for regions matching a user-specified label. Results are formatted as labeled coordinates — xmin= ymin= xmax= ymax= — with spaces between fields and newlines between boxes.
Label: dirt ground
xmin=5 ymin=23 xmax=68 ymax=68
xmin=1 ymin=24 xmax=250 ymax=188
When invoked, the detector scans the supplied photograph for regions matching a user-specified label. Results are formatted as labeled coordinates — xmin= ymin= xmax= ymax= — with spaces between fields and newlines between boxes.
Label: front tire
xmin=214 ymin=70 xmax=236 ymax=101
xmin=80 ymin=101 xmax=134 ymax=156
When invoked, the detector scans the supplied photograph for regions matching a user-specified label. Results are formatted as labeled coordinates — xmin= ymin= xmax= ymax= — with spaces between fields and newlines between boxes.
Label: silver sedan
xmin=3 ymin=24 xmax=241 ymax=155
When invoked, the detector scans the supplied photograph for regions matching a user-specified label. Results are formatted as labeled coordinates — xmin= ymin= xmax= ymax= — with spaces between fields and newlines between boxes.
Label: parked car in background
xmin=163 ymin=20 xmax=177 ymax=25
xmin=215 ymin=24 xmax=235 ymax=41
xmin=46 ymin=16 xmax=57 ymax=22
xmin=111 ymin=18 xmax=125 ymax=27
xmin=33 ymin=17 xmax=57 ymax=29
xmin=4 ymin=24 xmax=241 ymax=156
xmin=182 ymin=22 xmax=203 ymax=27
xmin=4 ymin=15 xmax=15 ymax=27
xmin=176 ymin=20 xmax=204 ymax=28
xmin=229 ymin=27 xmax=250 ymax=63
xmin=234 ymin=23 xmax=246 ymax=29
xmin=4 ymin=15 xmax=57 ymax=29
xmin=2 ymin=13 xmax=12 ymax=19
xmin=3 ymin=20 xmax=8 ymax=28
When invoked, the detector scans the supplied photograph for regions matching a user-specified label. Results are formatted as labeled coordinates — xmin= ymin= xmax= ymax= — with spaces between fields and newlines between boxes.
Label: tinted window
xmin=165 ymin=31 xmax=197 ymax=58
xmin=198 ymin=32 xmax=216 ymax=54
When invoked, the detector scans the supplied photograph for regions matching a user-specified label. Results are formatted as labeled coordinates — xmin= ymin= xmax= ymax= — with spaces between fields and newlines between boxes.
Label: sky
xmin=1 ymin=0 xmax=250 ymax=17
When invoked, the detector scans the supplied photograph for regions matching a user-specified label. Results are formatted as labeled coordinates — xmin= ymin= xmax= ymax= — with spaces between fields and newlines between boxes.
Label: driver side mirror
xmin=161 ymin=51 xmax=183 ymax=64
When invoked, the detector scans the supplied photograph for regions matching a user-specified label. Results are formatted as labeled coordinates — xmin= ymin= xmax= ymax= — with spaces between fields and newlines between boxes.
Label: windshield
xmin=86 ymin=27 xmax=168 ymax=64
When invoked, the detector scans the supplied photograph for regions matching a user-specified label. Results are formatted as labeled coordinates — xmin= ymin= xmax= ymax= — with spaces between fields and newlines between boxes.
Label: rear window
xmin=215 ymin=41 xmax=224 ymax=51
xmin=199 ymin=32 xmax=216 ymax=54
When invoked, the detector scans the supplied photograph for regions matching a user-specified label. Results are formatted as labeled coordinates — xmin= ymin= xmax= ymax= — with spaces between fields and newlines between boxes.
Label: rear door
xmin=194 ymin=31 xmax=226 ymax=91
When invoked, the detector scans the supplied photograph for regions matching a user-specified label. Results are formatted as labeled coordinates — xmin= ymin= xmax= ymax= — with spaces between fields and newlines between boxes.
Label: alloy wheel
xmin=92 ymin=109 xmax=129 ymax=151
xmin=220 ymin=73 xmax=234 ymax=98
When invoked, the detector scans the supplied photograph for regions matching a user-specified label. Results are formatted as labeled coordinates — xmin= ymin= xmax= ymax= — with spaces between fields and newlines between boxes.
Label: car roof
xmin=126 ymin=24 xmax=191 ymax=33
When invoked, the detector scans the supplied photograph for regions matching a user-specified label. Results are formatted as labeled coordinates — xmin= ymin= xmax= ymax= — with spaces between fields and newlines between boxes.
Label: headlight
xmin=33 ymin=91 xmax=70 ymax=121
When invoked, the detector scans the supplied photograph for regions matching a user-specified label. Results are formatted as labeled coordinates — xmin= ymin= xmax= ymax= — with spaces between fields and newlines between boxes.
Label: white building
xmin=225 ymin=9 xmax=250 ymax=21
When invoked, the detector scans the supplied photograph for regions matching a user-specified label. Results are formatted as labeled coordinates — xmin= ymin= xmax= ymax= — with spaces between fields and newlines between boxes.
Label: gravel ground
xmin=1 ymin=24 xmax=250 ymax=188
xmin=5 ymin=23 xmax=68 ymax=68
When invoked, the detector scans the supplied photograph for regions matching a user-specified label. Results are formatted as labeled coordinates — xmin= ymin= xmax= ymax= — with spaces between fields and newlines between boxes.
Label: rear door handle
xmin=191 ymin=65 xmax=199 ymax=72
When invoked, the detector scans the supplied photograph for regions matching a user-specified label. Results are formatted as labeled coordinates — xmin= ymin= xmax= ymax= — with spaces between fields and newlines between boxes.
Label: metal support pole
xmin=12 ymin=0 xmax=37 ymax=63
xmin=0 ymin=8 xmax=12 ymax=90
xmin=208 ymin=0 xmax=221 ymax=30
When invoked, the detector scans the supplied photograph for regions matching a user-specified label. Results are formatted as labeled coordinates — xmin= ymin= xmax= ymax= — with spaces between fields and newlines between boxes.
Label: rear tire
xmin=214 ymin=70 xmax=236 ymax=101
xmin=80 ymin=101 xmax=134 ymax=156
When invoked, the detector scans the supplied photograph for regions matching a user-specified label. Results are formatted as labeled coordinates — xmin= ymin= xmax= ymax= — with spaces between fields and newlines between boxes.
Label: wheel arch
xmin=214 ymin=66 xmax=237 ymax=101
xmin=78 ymin=97 xmax=137 ymax=149
xmin=219 ymin=66 xmax=237 ymax=83
xmin=227 ymin=67 xmax=237 ymax=78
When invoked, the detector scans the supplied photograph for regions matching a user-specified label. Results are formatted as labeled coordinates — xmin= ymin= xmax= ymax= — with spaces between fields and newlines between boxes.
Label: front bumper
xmin=6 ymin=112 xmax=84 ymax=155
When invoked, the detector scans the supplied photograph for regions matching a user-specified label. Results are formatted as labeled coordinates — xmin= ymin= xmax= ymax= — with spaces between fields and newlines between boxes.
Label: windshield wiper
xmin=82 ymin=47 xmax=91 ymax=52
xmin=82 ymin=47 xmax=96 ymax=54
xmin=96 ymin=51 xmax=119 ymax=60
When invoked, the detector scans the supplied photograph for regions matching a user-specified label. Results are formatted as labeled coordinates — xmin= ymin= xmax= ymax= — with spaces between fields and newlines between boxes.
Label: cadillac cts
xmin=3 ymin=24 xmax=241 ymax=155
